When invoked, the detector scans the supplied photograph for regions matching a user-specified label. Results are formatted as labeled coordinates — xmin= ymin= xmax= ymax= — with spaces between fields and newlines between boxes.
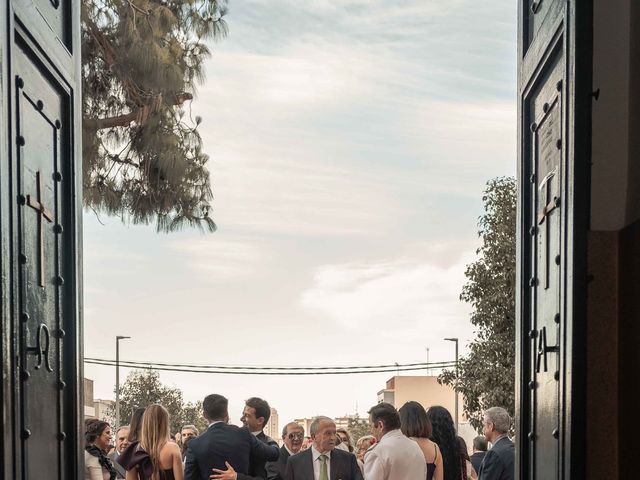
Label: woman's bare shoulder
xmin=163 ymin=442 xmax=181 ymax=454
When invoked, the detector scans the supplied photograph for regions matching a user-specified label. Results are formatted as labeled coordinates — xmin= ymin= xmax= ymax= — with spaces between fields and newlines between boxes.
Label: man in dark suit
xmin=285 ymin=416 xmax=362 ymax=480
xmin=478 ymin=407 xmax=515 ymax=480
xmin=184 ymin=394 xmax=279 ymax=480
xmin=470 ymin=435 xmax=488 ymax=476
xmin=266 ymin=422 xmax=305 ymax=480
xmin=241 ymin=397 xmax=278 ymax=479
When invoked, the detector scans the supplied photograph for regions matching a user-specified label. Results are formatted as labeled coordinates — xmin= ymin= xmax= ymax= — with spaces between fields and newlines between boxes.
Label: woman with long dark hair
xmin=426 ymin=406 xmax=461 ymax=480
xmin=457 ymin=435 xmax=473 ymax=480
xmin=127 ymin=407 xmax=146 ymax=443
xmin=85 ymin=418 xmax=118 ymax=480
xmin=399 ymin=401 xmax=443 ymax=480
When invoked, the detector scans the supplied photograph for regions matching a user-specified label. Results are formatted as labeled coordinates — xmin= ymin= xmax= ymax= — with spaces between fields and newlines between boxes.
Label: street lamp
xmin=115 ymin=335 xmax=131 ymax=429
xmin=444 ymin=337 xmax=459 ymax=432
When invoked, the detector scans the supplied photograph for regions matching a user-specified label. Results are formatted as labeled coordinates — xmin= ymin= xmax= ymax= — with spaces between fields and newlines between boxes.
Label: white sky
xmin=83 ymin=0 xmax=517 ymax=431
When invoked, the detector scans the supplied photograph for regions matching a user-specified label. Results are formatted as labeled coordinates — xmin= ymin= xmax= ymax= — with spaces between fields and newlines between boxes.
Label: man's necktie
xmin=319 ymin=454 xmax=328 ymax=480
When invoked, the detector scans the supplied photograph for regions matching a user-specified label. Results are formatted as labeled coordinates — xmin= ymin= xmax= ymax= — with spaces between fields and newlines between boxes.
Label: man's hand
xmin=210 ymin=461 xmax=238 ymax=480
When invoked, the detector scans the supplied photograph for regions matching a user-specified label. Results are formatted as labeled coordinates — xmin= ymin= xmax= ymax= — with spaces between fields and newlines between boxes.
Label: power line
xmin=83 ymin=358 xmax=456 ymax=376
xmin=84 ymin=357 xmax=453 ymax=371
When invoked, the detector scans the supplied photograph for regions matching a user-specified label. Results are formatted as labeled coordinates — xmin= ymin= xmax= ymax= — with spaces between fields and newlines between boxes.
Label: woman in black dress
xmin=399 ymin=401 xmax=444 ymax=480
xmin=119 ymin=404 xmax=183 ymax=480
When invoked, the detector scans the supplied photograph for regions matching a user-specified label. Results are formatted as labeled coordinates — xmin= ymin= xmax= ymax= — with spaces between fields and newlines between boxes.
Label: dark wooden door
xmin=1 ymin=1 xmax=83 ymax=479
xmin=516 ymin=1 xmax=591 ymax=479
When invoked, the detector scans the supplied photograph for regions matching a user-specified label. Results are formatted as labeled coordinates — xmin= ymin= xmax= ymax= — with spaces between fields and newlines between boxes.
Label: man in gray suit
xmin=478 ymin=407 xmax=515 ymax=480
xmin=108 ymin=425 xmax=129 ymax=479
xmin=285 ymin=416 xmax=362 ymax=480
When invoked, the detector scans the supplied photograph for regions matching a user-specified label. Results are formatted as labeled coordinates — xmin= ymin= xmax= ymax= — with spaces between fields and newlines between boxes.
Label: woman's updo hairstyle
xmin=85 ymin=418 xmax=109 ymax=445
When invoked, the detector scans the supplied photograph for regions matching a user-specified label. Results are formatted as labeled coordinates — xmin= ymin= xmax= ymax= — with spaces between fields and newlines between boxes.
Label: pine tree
xmin=439 ymin=177 xmax=516 ymax=432
xmin=81 ymin=0 xmax=227 ymax=232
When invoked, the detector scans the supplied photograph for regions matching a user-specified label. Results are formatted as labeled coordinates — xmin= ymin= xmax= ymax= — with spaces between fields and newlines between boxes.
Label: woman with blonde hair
xmin=355 ymin=435 xmax=376 ymax=473
xmin=118 ymin=404 xmax=183 ymax=480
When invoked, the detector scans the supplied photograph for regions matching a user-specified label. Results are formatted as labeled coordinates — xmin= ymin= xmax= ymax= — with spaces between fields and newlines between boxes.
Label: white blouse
xmin=84 ymin=450 xmax=111 ymax=480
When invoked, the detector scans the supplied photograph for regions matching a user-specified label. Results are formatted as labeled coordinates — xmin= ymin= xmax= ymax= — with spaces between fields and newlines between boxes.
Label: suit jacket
xmin=107 ymin=450 xmax=126 ymax=479
xmin=284 ymin=447 xmax=363 ymax=480
xmin=266 ymin=445 xmax=291 ymax=480
xmin=470 ymin=451 xmax=486 ymax=475
xmin=477 ymin=437 xmax=514 ymax=480
xmin=184 ymin=423 xmax=279 ymax=480
xmin=249 ymin=430 xmax=278 ymax=479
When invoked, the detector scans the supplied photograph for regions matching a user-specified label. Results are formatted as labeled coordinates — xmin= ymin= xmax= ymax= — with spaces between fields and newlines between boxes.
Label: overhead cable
xmin=83 ymin=358 xmax=456 ymax=376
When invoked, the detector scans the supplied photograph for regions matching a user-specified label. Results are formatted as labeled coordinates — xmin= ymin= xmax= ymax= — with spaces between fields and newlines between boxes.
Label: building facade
xmin=264 ymin=407 xmax=280 ymax=441
xmin=376 ymin=376 xmax=476 ymax=452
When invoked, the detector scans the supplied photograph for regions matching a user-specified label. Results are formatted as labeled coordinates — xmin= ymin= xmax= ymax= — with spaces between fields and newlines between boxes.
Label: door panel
xmin=528 ymin=52 xmax=563 ymax=479
xmin=2 ymin=0 xmax=82 ymax=478
xmin=517 ymin=1 xmax=591 ymax=479
xmin=14 ymin=44 xmax=73 ymax=480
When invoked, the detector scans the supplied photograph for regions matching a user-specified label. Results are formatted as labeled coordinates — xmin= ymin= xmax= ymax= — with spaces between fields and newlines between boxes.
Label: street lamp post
xmin=444 ymin=337 xmax=459 ymax=432
xmin=115 ymin=335 xmax=131 ymax=429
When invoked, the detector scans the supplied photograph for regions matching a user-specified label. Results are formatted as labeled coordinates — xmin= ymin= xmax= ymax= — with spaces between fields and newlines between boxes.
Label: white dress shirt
xmin=311 ymin=445 xmax=332 ymax=480
xmin=364 ymin=429 xmax=427 ymax=480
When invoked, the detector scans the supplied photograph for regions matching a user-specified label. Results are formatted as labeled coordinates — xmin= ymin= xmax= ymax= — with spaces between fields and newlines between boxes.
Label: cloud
xmin=300 ymin=254 xmax=474 ymax=335
xmin=169 ymin=236 xmax=263 ymax=280
xmin=187 ymin=0 xmax=516 ymax=240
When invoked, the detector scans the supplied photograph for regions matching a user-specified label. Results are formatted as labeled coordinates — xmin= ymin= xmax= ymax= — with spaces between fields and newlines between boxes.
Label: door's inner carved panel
xmin=14 ymin=45 xmax=73 ymax=480
xmin=524 ymin=54 xmax=564 ymax=480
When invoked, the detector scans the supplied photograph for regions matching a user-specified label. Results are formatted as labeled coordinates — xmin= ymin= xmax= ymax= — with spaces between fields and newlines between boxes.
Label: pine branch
xmin=92 ymin=93 xmax=193 ymax=129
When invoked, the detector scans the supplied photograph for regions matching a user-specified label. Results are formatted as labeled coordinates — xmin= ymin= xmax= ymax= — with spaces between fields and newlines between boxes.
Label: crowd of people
xmin=85 ymin=395 xmax=513 ymax=480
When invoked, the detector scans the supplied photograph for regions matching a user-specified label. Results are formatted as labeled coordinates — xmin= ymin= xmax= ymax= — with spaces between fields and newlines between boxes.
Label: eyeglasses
xmin=287 ymin=432 xmax=304 ymax=440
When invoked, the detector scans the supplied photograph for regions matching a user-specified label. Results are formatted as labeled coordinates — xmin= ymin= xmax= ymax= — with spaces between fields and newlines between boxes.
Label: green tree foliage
xmin=181 ymin=400 xmax=210 ymax=434
xmin=81 ymin=0 xmax=227 ymax=232
xmin=115 ymin=369 xmax=207 ymax=434
xmin=346 ymin=415 xmax=371 ymax=443
xmin=439 ymin=177 xmax=516 ymax=432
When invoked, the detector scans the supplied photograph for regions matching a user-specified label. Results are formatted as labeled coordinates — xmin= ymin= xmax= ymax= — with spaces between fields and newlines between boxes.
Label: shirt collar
xmin=208 ymin=420 xmax=224 ymax=428
xmin=311 ymin=445 xmax=332 ymax=461
xmin=251 ymin=430 xmax=262 ymax=437
xmin=379 ymin=429 xmax=402 ymax=443
xmin=284 ymin=445 xmax=295 ymax=456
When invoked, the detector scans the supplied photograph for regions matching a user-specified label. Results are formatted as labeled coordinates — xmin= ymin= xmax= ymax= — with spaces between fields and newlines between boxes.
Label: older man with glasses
xmin=265 ymin=422 xmax=305 ymax=480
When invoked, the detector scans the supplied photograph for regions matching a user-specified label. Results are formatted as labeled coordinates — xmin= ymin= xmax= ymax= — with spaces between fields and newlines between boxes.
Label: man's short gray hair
xmin=181 ymin=424 xmax=199 ymax=435
xmin=282 ymin=421 xmax=304 ymax=438
xmin=309 ymin=416 xmax=334 ymax=437
xmin=484 ymin=407 xmax=511 ymax=434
